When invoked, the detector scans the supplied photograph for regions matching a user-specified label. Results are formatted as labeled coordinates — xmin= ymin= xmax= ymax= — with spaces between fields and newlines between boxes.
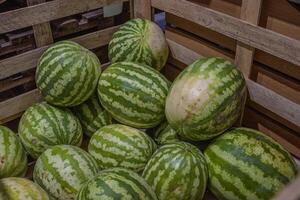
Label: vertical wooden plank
xmin=27 ymin=0 xmax=54 ymax=47
xmin=235 ymin=0 xmax=262 ymax=125
xmin=133 ymin=0 xmax=151 ymax=19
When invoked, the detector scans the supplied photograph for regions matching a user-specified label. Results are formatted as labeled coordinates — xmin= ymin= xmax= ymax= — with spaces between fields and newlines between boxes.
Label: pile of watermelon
xmin=0 ymin=18 xmax=298 ymax=200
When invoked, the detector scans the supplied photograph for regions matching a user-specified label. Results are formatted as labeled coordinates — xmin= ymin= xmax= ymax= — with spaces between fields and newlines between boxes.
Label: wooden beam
xmin=0 ymin=0 xmax=127 ymax=33
xmin=133 ymin=0 xmax=151 ymax=19
xmin=151 ymin=0 xmax=300 ymax=67
xmin=0 ymin=25 xmax=120 ymax=80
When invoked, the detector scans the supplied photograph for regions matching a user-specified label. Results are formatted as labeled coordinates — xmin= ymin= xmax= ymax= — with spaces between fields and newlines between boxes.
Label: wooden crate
xmin=0 ymin=0 xmax=300 ymax=199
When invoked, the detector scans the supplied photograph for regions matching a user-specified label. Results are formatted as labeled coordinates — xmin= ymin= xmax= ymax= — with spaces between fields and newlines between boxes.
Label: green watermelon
xmin=0 ymin=177 xmax=49 ymax=200
xmin=36 ymin=40 xmax=101 ymax=107
xmin=98 ymin=62 xmax=170 ymax=128
xmin=154 ymin=122 xmax=180 ymax=145
xmin=204 ymin=128 xmax=298 ymax=200
xmin=88 ymin=124 xmax=157 ymax=172
xmin=76 ymin=168 xmax=158 ymax=200
xmin=165 ymin=57 xmax=246 ymax=141
xmin=33 ymin=145 xmax=99 ymax=200
xmin=18 ymin=102 xmax=83 ymax=159
xmin=108 ymin=18 xmax=169 ymax=71
xmin=0 ymin=125 xmax=27 ymax=178
xmin=142 ymin=142 xmax=208 ymax=200
xmin=72 ymin=92 xmax=112 ymax=137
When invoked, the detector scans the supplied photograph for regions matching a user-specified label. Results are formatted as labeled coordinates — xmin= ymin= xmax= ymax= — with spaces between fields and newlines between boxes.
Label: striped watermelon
xmin=108 ymin=18 xmax=169 ymax=71
xmin=77 ymin=168 xmax=158 ymax=200
xmin=36 ymin=40 xmax=101 ymax=107
xmin=98 ymin=62 xmax=170 ymax=128
xmin=142 ymin=142 xmax=208 ymax=200
xmin=154 ymin=122 xmax=180 ymax=145
xmin=204 ymin=128 xmax=298 ymax=200
xmin=0 ymin=125 xmax=27 ymax=178
xmin=0 ymin=177 xmax=49 ymax=200
xmin=33 ymin=145 xmax=99 ymax=200
xmin=88 ymin=124 xmax=157 ymax=172
xmin=18 ymin=102 xmax=83 ymax=159
xmin=165 ymin=57 xmax=246 ymax=141
xmin=72 ymin=92 xmax=112 ymax=137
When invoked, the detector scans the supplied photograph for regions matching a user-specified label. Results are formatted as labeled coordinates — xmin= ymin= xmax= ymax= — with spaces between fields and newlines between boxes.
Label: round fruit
xmin=165 ymin=57 xmax=246 ymax=141
xmin=33 ymin=145 xmax=99 ymax=200
xmin=154 ymin=122 xmax=180 ymax=145
xmin=36 ymin=40 xmax=101 ymax=107
xmin=98 ymin=62 xmax=170 ymax=128
xmin=0 ymin=125 xmax=27 ymax=178
xmin=19 ymin=102 xmax=83 ymax=159
xmin=76 ymin=168 xmax=158 ymax=200
xmin=204 ymin=127 xmax=298 ymax=200
xmin=108 ymin=18 xmax=169 ymax=71
xmin=0 ymin=177 xmax=49 ymax=200
xmin=88 ymin=124 xmax=156 ymax=172
xmin=142 ymin=142 xmax=208 ymax=200
xmin=72 ymin=92 xmax=112 ymax=137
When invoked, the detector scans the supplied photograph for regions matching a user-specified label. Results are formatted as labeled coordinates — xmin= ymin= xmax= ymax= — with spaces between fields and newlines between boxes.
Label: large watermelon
xmin=165 ymin=57 xmax=246 ymax=141
xmin=88 ymin=124 xmax=157 ymax=172
xmin=0 ymin=177 xmax=49 ymax=200
xmin=76 ymin=168 xmax=158 ymax=200
xmin=154 ymin=122 xmax=180 ymax=145
xmin=142 ymin=142 xmax=208 ymax=200
xmin=18 ymin=102 xmax=83 ymax=159
xmin=108 ymin=18 xmax=169 ymax=71
xmin=204 ymin=128 xmax=298 ymax=200
xmin=0 ymin=125 xmax=27 ymax=178
xmin=72 ymin=92 xmax=112 ymax=137
xmin=98 ymin=62 xmax=170 ymax=128
xmin=33 ymin=145 xmax=99 ymax=200
xmin=36 ymin=41 xmax=101 ymax=107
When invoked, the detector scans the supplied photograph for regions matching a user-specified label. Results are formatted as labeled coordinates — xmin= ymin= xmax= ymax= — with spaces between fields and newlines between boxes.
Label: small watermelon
xmin=18 ymin=102 xmax=83 ymax=159
xmin=98 ymin=62 xmax=170 ymax=128
xmin=165 ymin=57 xmax=246 ymax=141
xmin=0 ymin=177 xmax=49 ymax=200
xmin=88 ymin=124 xmax=156 ymax=172
xmin=0 ymin=125 xmax=27 ymax=178
xmin=72 ymin=92 xmax=112 ymax=137
xmin=36 ymin=41 xmax=101 ymax=107
xmin=143 ymin=142 xmax=208 ymax=200
xmin=154 ymin=122 xmax=180 ymax=145
xmin=33 ymin=145 xmax=99 ymax=200
xmin=204 ymin=128 xmax=298 ymax=200
xmin=108 ymin=18 xmax=169 ymax=70
xmin=76 ymin=168 xmax=158 ymax=200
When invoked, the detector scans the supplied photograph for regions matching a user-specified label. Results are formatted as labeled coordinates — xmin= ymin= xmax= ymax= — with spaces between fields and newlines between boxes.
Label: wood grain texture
xmin=133 ymin=0 xmax=151 ymax=19
xmin=0 ymin=25 xmax=120 ymax=80
xmin=152 ymin=0 xmax=300 ymax=67
xmin=27 ymin=0 xmax=54 ymax=47
xmin=0 ymin=0 xmax=127 ymax=33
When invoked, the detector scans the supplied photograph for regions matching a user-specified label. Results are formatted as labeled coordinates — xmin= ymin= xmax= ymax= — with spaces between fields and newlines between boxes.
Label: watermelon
xmin=0 ymin=125 xmax=27 ymax=178
xmin=108 ymin=18 xmax=169 ymax=71
xmin=154 ymin=122 xmax=180 ymax=145
xmin=165 ymin=57 xmax=246 ymax=141
xmin=98 ymin=62 xmax=170 ymax=128
xmin=72 ymin=92 xmax=112 ymax=137
xmin=88 ymin=124 xmax=157 ymax=172
xmin=0 ymin=177 xmax=49 ymax=200
xmin=33 ymin=145 xmax=99 ymax=200
xmin=76 ymin=168 xmax=158 ymax=200
xmin=142 ymin=142 xmax=208 ymax=200
xmin=18 ymin=102 xmax=83 ymax=159
xmin=204 ymin=128 xmax=298 ymax=200
xmin=36 ymin=40 xmax=101 ymax=107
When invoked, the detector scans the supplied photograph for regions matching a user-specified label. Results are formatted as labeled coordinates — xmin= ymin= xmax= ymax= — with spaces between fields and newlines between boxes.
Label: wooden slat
xmin=133 ymin=0 xmax=151 ymax=19
xmin=151 ymin=0 xmax=300 ymax=67
xmin=0 ymin=0 xmax=127 ymax=34
xmin=165 ymin=31 xmax=300 ymax=128
xmin=0 ymin=25 xmax=120 ymax=80
xmin=27 ymin=0 xmax=54 ymax=47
